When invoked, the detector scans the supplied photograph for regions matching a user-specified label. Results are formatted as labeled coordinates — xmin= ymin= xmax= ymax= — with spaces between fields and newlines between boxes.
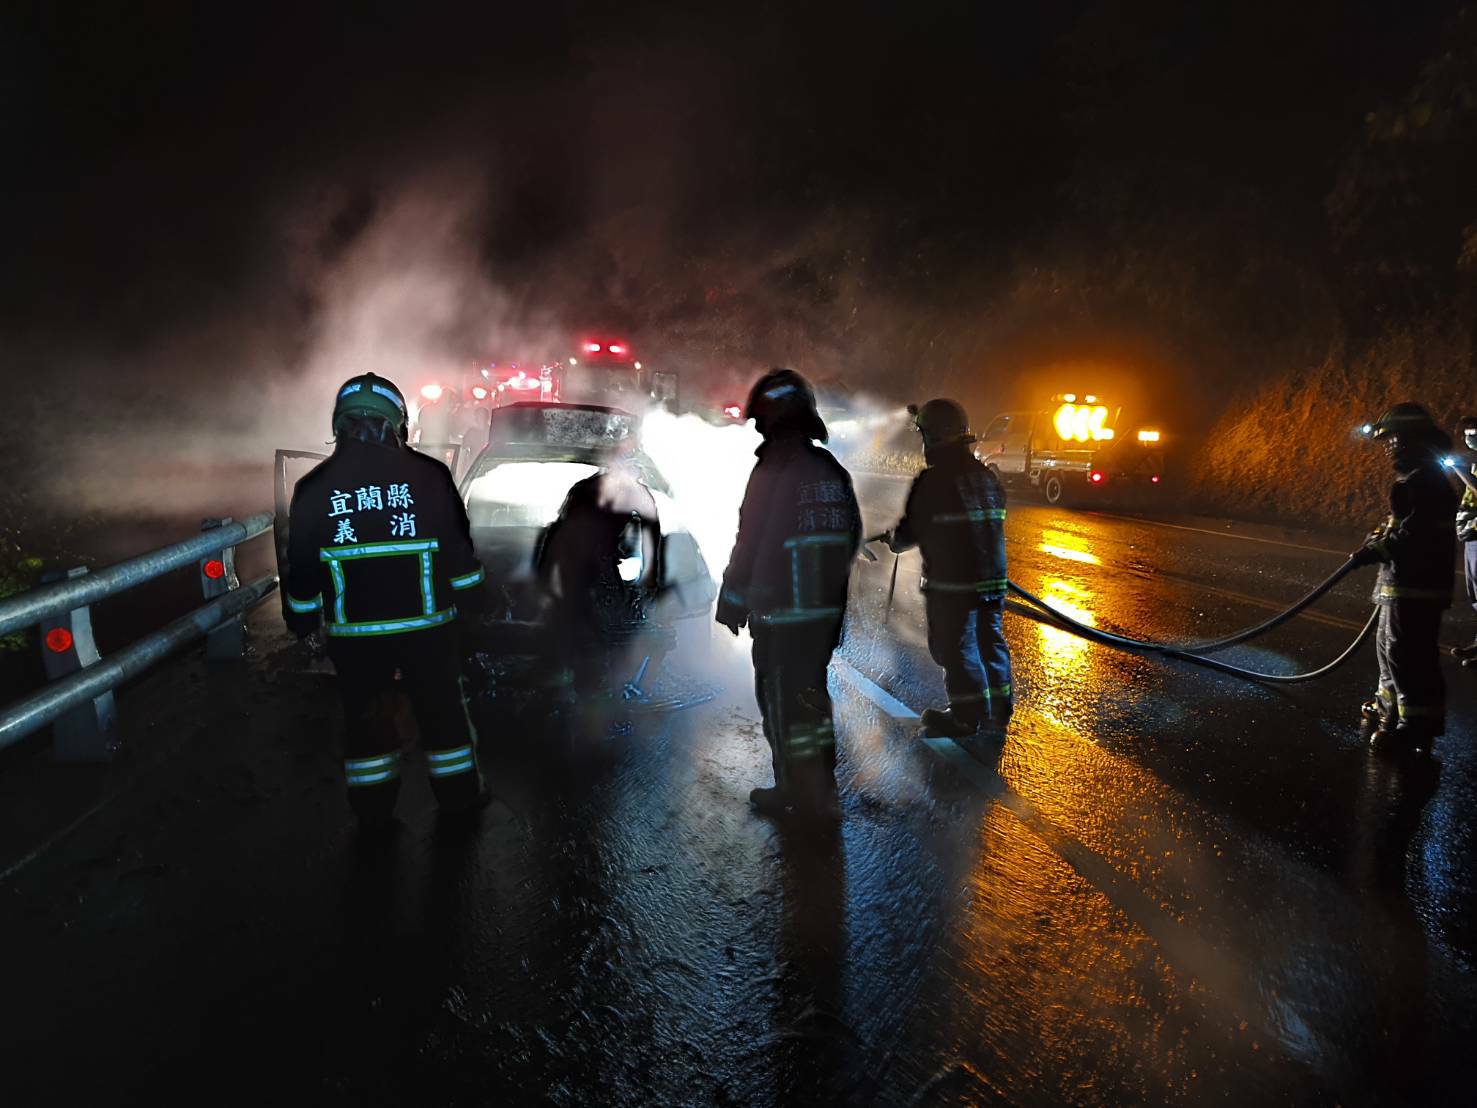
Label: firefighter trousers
xmin=751 ymin=621 xmax=841 ymax=799
xmin=1374 ymin=600 xmax=1446 ymax=733
xmin=1465 ymin=540 xmax=1477 ymax=615
xmin=327 ymin=624 xmax=484 ymax=821
xmin=925 ymin=594 xmax=1012 ymax=723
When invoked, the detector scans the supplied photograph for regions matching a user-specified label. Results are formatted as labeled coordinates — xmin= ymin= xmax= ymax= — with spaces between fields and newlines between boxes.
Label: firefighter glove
xmin=1348 ymin=544 xmax=1382 ymax=568
xmin=715 ymin=594 xmax=748 ymax=636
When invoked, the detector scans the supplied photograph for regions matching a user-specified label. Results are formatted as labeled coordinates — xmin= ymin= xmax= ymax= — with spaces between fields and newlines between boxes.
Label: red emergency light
xmin=1151 ymin=474 xmax=1161 ymax=484
xmin=585 ymin=342 xmax=602 ymax=352
xmin=45 ymin=627 xmax=74 ymax=654
xmin=722 ymin=403 xmax=743 ymax=420
xmin=1089 ymin=471 xmax=1105 ymax=484
xmin=607 ymin=343 xmax=627 ymax=355
xmin=203 ymin=558 xmax=227 ymax=580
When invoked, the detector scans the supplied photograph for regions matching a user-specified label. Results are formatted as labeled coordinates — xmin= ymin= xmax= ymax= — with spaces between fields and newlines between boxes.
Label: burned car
xmin=457 ymin=402 xmax=717 ymax=701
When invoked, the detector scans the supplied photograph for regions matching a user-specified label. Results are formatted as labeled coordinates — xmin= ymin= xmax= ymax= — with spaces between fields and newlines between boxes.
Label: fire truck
xmin=974 ymin=394 xmax=1165 ymax=506
xmin=555 ymin=339 xmax=677 ymax=410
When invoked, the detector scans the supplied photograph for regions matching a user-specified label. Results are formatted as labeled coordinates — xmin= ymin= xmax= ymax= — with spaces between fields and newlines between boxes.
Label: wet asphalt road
xmin=3 ymin=474 xmax=1476 ymax=1106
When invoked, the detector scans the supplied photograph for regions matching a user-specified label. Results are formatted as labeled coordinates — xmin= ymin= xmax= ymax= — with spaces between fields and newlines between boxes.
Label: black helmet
xmin=1369 ymin=402 xmax=1440 ymax=441
xmin=745 ymin=368 xmax=827 ymax=442
xmin=909 ymin=397 xmax=973 ymax=449
xmin=333 ymin=373 xmax=409 ymax=442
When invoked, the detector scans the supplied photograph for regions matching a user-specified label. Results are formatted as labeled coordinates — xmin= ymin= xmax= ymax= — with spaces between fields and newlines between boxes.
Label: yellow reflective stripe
xmin=1376 ymin=585 xmax=1448 ymax=601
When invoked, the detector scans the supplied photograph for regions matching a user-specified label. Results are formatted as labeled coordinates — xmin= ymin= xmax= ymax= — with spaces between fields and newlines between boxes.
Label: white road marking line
xmin=838 ymin=665 xmax=1329 ymax=1072
xmin=834 ymin=661 xmax=921 ymax=719
xmin=1083 ymin=511 xmax=1350 ymax=556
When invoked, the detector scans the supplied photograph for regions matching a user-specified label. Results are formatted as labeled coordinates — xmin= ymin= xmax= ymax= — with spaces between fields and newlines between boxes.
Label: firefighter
xmin=717 ymin=369 xmax=861 ymax=818
xmin=1452 ymin=415 xmax=1477 ymax=666
xmin=285 ymin=373 xmax=490 ymax=824
xmin=537 ymin=433 xmax=662 ymax=706
xmin=884 ymin=399 xmax=1011 ymax=736
xmin=1353 ymin=403 xmax=1458 ymax=756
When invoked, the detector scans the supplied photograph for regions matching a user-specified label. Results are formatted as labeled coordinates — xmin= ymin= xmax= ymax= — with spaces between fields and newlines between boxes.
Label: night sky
xmin=0 ymin=1 xmax=1462 ymax=427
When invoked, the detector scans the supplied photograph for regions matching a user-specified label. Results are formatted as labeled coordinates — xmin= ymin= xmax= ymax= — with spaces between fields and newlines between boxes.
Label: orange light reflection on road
xmin=1038 ymin=528 xmax=1101 ymax=566
xmin=1037 ymin=578 xmax=1096 ymax=680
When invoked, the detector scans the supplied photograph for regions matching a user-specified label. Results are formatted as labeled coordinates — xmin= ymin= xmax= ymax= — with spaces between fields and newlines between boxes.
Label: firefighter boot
xmin=1370 ymin=723 xmax=1437 ymax=759
xmin=920 ymin=707 xmax=982 ymax=738
xmin=749 ymin=785 xmax=792 ymax=816
xmin=1359 ymin=699 xmax=1391 ymax=735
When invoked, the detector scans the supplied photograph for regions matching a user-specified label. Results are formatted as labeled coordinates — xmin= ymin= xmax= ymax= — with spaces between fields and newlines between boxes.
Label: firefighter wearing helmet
xmin=717 ymin=368 xmax=861 ymax=819
xmin=1351 ymin=402 xmax=1459 ymax=756
xmin=1453 ymin=414 xmax=1477 ymax=667
xmin=884 ymin=399 xmax=1012 ymax=736
xmin=284 ymin=373 xmax=490 ymax=826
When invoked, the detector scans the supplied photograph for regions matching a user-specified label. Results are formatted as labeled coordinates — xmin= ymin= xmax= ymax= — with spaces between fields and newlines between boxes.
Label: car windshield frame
xmin=460 ymin=443 xmax=673 ymax=503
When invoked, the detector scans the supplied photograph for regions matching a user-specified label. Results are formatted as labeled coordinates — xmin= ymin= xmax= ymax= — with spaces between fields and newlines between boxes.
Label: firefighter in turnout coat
xmin=717 ymin=369 xmax=861 ymax=818
xmin=886 ymin=398 xmax=1012 ymax=736
xmin=1354 ymin=402 xmax=1459 ymax=757
xmin=285 ymin=373 xmax=489 ymax=823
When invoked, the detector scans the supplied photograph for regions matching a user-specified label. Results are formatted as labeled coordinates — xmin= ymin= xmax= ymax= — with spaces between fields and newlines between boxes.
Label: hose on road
xmin=1005 ymin=577 xmax=1379 ymax=684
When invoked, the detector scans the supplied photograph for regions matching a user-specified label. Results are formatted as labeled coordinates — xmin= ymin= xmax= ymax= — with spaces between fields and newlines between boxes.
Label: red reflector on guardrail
xmin=45 ymin=627 xmax=74 ymax=654
xmin=203 ymin=559 xmax=226 ymax=580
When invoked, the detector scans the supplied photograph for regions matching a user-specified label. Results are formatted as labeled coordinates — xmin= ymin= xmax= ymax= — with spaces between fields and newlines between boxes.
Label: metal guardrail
xmin=0 ymin=512 xmax=273 ymax=638
xmin=0 ymin=512 xmax=278 ymax=759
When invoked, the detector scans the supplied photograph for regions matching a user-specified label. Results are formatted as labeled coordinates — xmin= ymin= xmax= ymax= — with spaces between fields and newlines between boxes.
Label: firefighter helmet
xmin=1369 ymin=402 xmax=1440 ymax=440
xmin=744 ymin=368 xmax=828 ymax=442
xmin=910 ymin=398 xmax=973 ymax=448
xmin=332 ymin=373 xmax=409 ymax=441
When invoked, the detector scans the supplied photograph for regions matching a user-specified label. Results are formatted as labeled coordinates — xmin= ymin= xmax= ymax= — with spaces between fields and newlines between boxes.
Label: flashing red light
xmin=607 ymin=343 xmax=627 ymax=355
xmin=45 ymin=627 xmax=74 ymax=654
xmin=419 ymin=383 xmax=443 ymax=402
xmin=585 ymin=342 xmax=602 ymax=353
xmin=722 ymin=403 xmax=743 ymax=420
xmin=1089 ymin=471 xmax=1105 ymax=484
xmin=1151 ymin=474 xmax=1161 ymax=484
xmin=471 ymin=385 xmax=489 ymax=400
xmin=203 ymin=558 xmax=226 ymax=580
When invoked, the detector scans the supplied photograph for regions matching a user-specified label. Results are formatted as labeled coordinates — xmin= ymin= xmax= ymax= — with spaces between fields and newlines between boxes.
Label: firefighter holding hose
xmin=1353 ymin=403 xmax=1459 ymax=756
xmin=884 ymin=399 xmax=1012 ymax=736
xmin=285 ymin=373 xmax=490 ymax=826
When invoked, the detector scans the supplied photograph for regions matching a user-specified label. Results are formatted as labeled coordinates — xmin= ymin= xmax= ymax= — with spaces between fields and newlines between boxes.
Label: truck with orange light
xmin=974 ymin=395 xmax=1165 ymax=506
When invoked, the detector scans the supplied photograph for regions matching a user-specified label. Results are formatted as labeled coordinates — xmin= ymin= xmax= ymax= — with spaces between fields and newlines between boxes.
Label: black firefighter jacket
xmin=1368 ymin=459 xmax=1458 ymax=606
xmin=890 ymin=444 xmax=1009 ymax=601
xmin=718 ymin=436 xmax=862 ymax=630
xmin=285 ymin=439 xmax=486 ymax=638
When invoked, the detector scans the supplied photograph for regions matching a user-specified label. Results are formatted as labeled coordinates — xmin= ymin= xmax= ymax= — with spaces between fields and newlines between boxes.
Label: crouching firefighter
xmin=717 ymin=369 xmax=861 ymax=818
xmin=885 ymin=399 xmax=1012 ymax=736
xmin=285 ymin=373 xmax=490 ymax=824
xmin=1353 ymin=403 xmax=1458 ymax=757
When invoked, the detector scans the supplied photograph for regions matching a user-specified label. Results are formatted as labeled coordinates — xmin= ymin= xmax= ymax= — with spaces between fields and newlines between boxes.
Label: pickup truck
xmin=973 ymin=399 xmax=1165 ymax=506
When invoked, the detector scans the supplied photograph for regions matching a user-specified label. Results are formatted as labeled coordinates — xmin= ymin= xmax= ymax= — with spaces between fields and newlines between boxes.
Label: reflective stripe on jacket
xmin=891 ymin=444 xmax=1008 ymax=601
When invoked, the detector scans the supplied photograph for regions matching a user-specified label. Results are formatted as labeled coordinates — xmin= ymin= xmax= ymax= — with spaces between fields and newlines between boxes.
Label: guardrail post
xmin=199 ymin=518 xmax=244 ymax=660
xmin=38 ymin=567 xmax=119 ymax=762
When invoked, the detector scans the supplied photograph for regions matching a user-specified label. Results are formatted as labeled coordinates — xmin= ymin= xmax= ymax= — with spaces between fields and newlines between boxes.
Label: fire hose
xmin=1005 ymin=577 xmax=1379 ymax=684
xmin=866 ymin=535 xmax=1378 ymax=683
